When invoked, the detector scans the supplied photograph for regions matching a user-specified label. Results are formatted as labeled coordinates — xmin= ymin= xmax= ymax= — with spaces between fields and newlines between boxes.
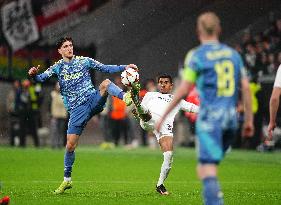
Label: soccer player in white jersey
xmin=130 ymin=74 xmax=199 ymax=195
xmin=268 ymin=64 xmax=281 ymax=139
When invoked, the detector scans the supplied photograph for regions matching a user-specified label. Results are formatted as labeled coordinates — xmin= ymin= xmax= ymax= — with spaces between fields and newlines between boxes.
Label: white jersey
xmin=140 ymin=92 xmax=198 ymax=140
xmin=274 ymin=64 xmax=281 ymax=88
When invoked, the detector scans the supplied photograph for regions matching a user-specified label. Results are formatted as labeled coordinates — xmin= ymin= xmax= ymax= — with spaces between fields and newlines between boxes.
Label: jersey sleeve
xmin=274 ymin=64 xmax=281 ymax=88
xmin=182 ymin=49 xmax=199 ymax=83
xmin=179 ymin=99 xmax=199 ymax=113
xmin=34 ymin=64 xmax=57 ymax=82
xmin=85 ymin=57 xmax=126 ymax=73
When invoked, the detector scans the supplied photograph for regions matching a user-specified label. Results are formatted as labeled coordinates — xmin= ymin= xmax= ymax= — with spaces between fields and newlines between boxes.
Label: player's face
xmin=158 ymin=78 xmax=173 ymax=94
xmin=58 ymin=41 xmax=74 ymax=59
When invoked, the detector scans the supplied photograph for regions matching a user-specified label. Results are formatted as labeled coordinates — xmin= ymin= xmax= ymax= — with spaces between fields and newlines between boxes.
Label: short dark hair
xmin=157 ymin=74 xmax=173 ymax=83
xmin=56 ymin=36 xmax=73 ymax=49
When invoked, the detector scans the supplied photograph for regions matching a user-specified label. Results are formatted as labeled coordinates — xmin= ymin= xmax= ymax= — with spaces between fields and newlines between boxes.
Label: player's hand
xmin=155 ymin=118 xmax=164 ymax=133
xmin=28 ymin=65 xmax=40 ymax=77
xmin=267 ymin=122 xmax=276 ymax=141
xmin=242 ymin=121 xmax=254 ymax=138
xmin=125 ymin=64 xmax=138 ymax=71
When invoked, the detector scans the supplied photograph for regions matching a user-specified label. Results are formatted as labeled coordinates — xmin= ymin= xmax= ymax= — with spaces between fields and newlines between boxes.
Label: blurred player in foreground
xmin=130 ymin=74 xmax=199 ymax=195
xmin=156 ymin=12 xmax=253 ymax=204
xmin=268 ymin=64 xmax=281 ymax=139
xmin=28 ymin=36 xmax=137 ymax=194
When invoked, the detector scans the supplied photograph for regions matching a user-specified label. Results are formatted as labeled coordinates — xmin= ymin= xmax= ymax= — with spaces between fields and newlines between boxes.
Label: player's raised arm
xmin=86 ymin=57 xmax=138 ymax=73
xmin=28 ymin=65 xmax=40 ymax=77
xmin=28 ymin=64 xmax=56 ymax=82
xmin=179 ymin=99 xmax=199 ymax=113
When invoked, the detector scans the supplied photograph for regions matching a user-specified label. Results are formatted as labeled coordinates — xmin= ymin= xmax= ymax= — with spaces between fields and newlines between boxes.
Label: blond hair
xmin=197 ymin=12 xmax=221 ymax=36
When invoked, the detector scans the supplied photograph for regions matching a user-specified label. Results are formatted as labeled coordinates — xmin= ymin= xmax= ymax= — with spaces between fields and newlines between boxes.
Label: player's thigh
xmin=99 ymin=79 xmax=111 ymax=96
xmin=68 ymin=103 xmax=91 ymax=136
xmin=159 ymin=136 xmax=173 ymax=152
xmin=89 ymin=91 xmax=107 ymax=116
xmin=196 ymin=119 xmax=223 ymax=164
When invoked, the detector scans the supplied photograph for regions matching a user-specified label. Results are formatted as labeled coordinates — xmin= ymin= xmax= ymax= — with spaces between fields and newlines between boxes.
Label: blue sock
xmin=64 ymin=150 xmax=75 ymax=178
xmin=202 ymin=177 xmax=224 ymax=205
xmin=108 ymin=82 xmax=124 ymax=99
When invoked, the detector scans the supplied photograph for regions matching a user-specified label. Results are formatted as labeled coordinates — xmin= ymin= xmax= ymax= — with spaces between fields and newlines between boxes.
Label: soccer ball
xmin=121 ymin=68 xmax=139 ymax=86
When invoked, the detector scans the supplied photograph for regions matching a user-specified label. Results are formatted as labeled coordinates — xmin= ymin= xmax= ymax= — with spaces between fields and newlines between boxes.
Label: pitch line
xmin=3 ymin=181 xmax=281 ymax=184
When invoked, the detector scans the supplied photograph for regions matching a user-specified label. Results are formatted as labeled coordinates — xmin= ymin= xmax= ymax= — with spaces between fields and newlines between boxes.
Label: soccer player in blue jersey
xmin=156 ymin=12 xmax=254 ymax=204
xmin=28 ymin=36 xmax=137 ymax=194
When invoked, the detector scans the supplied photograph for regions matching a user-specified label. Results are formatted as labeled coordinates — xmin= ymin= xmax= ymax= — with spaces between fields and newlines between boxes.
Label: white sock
xmin=64 ymin=177 xmax=71 ymax=182
xmin=157 ymin=151 xmax=173 ymax=186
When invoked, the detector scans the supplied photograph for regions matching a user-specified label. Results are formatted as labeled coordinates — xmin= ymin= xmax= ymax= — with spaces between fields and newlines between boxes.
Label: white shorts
xmin=140 ymin=118 xmax=173 ymax=141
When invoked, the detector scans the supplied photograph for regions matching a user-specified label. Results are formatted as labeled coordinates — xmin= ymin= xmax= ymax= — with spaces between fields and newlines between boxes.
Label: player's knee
xmin=66 ymin=141 xmax=77 ymax=151
xmin=101 ymin=79 xmax=111 ymax=89
xmin=197 ymin=164 xmax=217 ymax=179
xmin=160 ymin=141 xmax=173 ymax=152
xmin=197 ymin=165 xmax=204 ymax=179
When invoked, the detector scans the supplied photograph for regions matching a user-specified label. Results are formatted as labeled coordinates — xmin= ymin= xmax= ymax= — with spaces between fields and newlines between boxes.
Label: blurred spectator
xmin=50 ymin=83 xmax=68 ymax=149
xmin=6 ymin=80 xmax=21 ymax=146
xmin=277 ymin=52 xmax=281 ymax=65
xmin=18 ymin=79 xmax=39 ymax=147
xmin=244 ymin=43 xmax=258 ymax=73
xmin=241 ymin=31 xmax=253 ymax=48
xmin=99 ymin=99 xmax=116 ymax=149
xmin=267 ymin=53 xmax=277 ymax=74
xmin=125 ymin=104 xmax=141 ymax=149
xmin=108 ymin=76 xmax=130 ymax=146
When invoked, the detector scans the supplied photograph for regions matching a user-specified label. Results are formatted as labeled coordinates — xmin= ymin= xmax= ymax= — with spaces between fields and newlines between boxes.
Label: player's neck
xmin=200 ymin=35 xmax=219 ymax=44
xmin=62 ymin=56 xmax=74 ymax=63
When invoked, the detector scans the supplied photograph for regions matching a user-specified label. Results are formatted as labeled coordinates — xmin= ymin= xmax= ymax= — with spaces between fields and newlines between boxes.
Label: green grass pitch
xmin=0 ymin=146 xmax=281 ymax=205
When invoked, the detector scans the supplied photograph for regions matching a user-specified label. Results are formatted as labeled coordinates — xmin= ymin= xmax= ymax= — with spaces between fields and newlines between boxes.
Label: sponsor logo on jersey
xmin=63 ymin=72 xmax=83 ymax=81
xmin=158 ymin=96 xmax=172 ymax=103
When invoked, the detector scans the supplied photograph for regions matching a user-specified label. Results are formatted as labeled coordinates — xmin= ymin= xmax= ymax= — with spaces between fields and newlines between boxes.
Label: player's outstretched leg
xmin=130 ymin=82 xmax=152 ymax=122
xmin=100 ymin=79 xmax=132 ymax=106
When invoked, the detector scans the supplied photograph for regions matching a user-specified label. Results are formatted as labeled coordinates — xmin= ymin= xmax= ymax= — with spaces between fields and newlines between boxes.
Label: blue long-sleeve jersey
xmin=34 ymin=56 xmax=126 ymax=111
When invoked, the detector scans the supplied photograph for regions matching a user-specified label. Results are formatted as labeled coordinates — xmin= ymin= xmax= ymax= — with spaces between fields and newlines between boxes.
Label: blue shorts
xmin=67 ymin=91 xmax=107 ymax=135
xmin=196 ymin=107 xmax=238 ymax=164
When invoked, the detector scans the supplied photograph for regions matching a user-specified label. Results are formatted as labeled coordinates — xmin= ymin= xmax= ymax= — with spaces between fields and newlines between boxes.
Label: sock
xmin=202 ymin=177 xmax=224 ymax=205
xmin=157 ymin=151 xmax=173 ymax=186
xmin=108 ymin=82 xmax=124 ymax=99
xmin=64 ymin=150 xmax=75 ymax=180
xmin=64 ymin=177 xmax=71 ymax=182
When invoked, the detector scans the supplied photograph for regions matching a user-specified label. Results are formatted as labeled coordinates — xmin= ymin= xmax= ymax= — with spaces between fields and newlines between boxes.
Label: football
xmin=121 ymin=68 xmax=139 ymax=86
